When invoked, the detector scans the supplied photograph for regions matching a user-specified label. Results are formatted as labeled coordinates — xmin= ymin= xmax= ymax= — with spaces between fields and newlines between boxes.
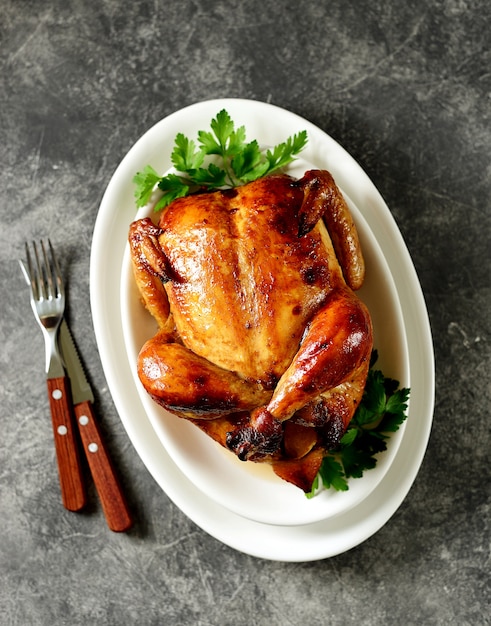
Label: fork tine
xmin=32 ymin=241 xmax=47 ymax=301
xmin=40 ymin=240 xmax=55 ymax=300
xmin=19 ymin=246 xmax=31 ymax=289
xmin=22 ymin=242 xmax=33 ymax=290
xmin=21 ymin=240 xmax=65 ymax=303
xmin=48 ymin=239 xmax=64 ymax=299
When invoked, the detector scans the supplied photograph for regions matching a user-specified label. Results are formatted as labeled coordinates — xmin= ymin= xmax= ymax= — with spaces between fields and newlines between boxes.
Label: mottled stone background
xmin=1 ymin=1 xmax=489 ymax=624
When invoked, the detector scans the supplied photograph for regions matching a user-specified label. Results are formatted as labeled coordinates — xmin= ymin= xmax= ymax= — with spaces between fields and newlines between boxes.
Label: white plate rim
xmin=90 ymin=98 xmax=435 ymax=560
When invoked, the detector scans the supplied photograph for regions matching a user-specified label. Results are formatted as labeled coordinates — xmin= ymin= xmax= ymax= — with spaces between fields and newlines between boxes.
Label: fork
xmin=20 ymin=240 xmax=87 ymax=512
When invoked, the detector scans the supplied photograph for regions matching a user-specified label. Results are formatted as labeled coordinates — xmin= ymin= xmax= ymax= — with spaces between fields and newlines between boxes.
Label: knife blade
xmin=59 ymin=320 xmax=133 ymax=532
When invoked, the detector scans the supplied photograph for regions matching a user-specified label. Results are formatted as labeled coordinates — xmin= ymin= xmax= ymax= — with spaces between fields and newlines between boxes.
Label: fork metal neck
xmin=41 ymin=325 xmax=65 ymax=379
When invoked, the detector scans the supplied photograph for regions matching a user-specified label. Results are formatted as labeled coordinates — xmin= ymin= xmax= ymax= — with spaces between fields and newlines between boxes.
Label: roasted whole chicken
xmin=129 ymin=169 xmax=373 ymax=492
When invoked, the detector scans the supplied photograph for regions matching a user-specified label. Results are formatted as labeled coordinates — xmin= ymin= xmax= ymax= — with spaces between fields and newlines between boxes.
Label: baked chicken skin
xmin=129 ymin=169 xmax=373 ymax=492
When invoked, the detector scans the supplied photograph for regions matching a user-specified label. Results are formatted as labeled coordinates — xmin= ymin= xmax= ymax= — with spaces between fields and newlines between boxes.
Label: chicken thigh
xmin=129 ymin=170 xmax=373 ymax=491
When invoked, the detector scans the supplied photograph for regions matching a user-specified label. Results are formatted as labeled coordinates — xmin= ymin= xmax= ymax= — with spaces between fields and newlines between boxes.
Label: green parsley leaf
xmin=306 ymin=455 xmax=349 ymax=498
xmin=153 ymin=174 xmax=190 ymax=211
xmin=340 ymin=427 xmax=358 ymax=446
xmin=227 ymin=125 xmax=247 ymax=156
xmin=340 ymin=441 xmax=379 ymax=479
xmin=319 ymin=456 xmax=350 ymax=491
xmin=132 ymin=109 xmax=308 ymax=210
xmin=307 ymin=351 xmax=411 ymax=497
xmin=188 ymin=163 xmax=227 ymax=189
xmin=305 ymin=474 xmax=319 ymax=499
xmin=385 ymin=387 xmax=410 ymax=416
xmin=171 ymin=133 xmax=205 ymax=171
xmin=209 ymin=109 xmax=235 ymax=150
xmin=133 ymin=165 xmax=162 ymax=208
xmin=361 ymin=369 xmax=387 ymax=416
xmin=231 ymin=140 xmax=269 ymax=182
xmin=197 ymin=130 xmax=221 ymax=156
xmin=381 ymin=387 xmax=411 ymax=432
xmin=265 ymin=131 xmax=308 ymax=174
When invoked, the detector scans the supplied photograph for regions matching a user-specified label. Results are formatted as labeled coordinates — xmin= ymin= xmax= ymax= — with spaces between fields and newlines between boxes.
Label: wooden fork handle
xmin=47 ymin=377 xmax=87 ymax=511
xmin=74 ymin=400 xmax=133 ymax=532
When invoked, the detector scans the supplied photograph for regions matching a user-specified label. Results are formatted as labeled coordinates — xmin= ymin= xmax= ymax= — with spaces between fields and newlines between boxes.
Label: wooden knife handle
xmin=74 ymin=400 xmax=133 ymax=532
xmin=47 ymin=377 xmax=87 ymax=511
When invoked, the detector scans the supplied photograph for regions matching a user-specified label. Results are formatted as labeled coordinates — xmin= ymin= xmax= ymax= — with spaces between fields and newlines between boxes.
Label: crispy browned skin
xmin=129 ymin=170 xmax=373 ymax=491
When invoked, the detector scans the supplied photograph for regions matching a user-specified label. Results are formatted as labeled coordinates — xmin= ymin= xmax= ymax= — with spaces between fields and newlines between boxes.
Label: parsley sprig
xmin=306 ymin=351 xmax=410 ymax=497
xmin=133 ymin=109 xmax=308 ymax=211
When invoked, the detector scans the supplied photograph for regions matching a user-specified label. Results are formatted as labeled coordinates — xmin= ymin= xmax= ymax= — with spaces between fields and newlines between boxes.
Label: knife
xmin=59 ymin=320 xmax=133 ymax=532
